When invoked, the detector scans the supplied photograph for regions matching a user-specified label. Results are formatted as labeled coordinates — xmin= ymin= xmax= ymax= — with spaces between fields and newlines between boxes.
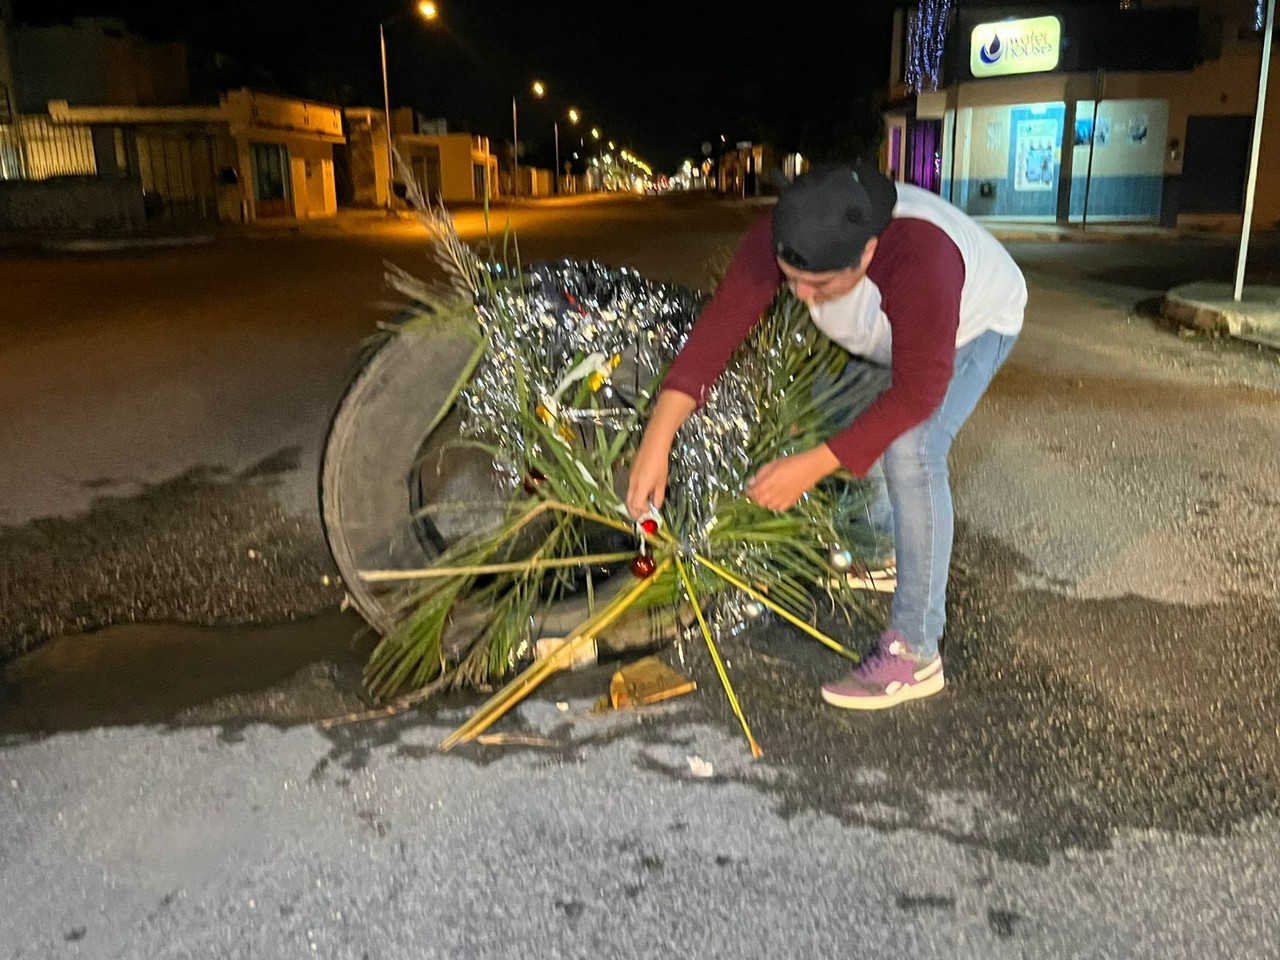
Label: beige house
xmin=220 ymin=89 xmax=342 ymax=221
xmin=343 ymin=107 xmax=500 ymax=206
xmin=342 ymin=107 xmax=393 ymax=208
xmin=7 ymin=88 xmax=343 ymax=225
xmin=716 ymin=141 xmax=775 ymax=198
xmin=0 ymin=12 xmax=342 ymax=230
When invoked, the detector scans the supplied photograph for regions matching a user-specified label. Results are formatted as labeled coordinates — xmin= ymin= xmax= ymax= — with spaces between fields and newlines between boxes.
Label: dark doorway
xmin=1180 ymin=115 xmax=1251 ymax=213
xmin=250 ymin=142 xmax=292 ymax=218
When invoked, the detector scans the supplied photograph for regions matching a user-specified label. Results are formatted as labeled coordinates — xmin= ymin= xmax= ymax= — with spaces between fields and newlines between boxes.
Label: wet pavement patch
xmin=987 ymin=908 xmax=1021 ymax=937
xmin=0 ymin=611 xmax=373 ymax=735
xmin=679 ymin=525 xmax=1280 ymax=864
xmin=331 ymin=522 xmax=1280 ymax=866
xmin=238 ymin=446 xmax=303 ymax=479
xmin=289 ymin=519 xmax=1280 ymax=867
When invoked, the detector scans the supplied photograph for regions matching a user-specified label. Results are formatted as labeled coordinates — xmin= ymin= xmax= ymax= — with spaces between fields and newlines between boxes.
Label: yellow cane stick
xmin=674 ymin=556 xmax=762 ymax=759
xmin=440 ymin=555 xmax=673 ymax=749
xmin=693 ymin=553 xmax=859 ymax=663
xmin=360 ymin=552 xmax=635 ymax=582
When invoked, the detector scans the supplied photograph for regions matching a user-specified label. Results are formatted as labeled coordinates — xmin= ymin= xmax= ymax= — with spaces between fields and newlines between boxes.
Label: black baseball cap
xmin=771 ymin=163 xmax=898 ymax=273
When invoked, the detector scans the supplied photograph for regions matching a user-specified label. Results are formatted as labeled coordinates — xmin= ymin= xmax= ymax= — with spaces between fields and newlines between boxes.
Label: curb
xmin=1161 ymin=282 xmax=1280 ymax=350
xmin=989 ymin=227 xmax=1188 ymax=244
xmin=40 ymin=234 xmax=217 ymax=253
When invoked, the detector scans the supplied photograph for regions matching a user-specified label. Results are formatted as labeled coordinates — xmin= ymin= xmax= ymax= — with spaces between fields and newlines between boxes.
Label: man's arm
xmin=661 ymin=213 xmax=783 ymax=405
xmin=825 ymin=221 xmax=965 ymax=476
xmin=628 ymin=215 xmax=781 ymax=517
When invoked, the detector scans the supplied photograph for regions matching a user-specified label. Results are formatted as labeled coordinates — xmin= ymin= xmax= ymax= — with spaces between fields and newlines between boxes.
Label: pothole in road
xmin=0 ymin=611 xmax=374 ymax=735
xmin=0 ymin=457 xmax=340 ymax=664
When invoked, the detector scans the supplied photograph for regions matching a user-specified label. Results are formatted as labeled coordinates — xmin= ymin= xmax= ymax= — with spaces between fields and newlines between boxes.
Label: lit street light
xmin=380 ymin=1 xmax=439 ymax=210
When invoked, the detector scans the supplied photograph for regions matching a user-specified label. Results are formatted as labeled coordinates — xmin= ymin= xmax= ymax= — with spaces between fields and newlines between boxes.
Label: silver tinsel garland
xmin=459 ymin=259 xmax=766 ymax=543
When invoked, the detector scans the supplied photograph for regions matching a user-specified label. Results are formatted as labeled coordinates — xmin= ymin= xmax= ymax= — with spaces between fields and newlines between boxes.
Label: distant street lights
xmin=377 ymin=9 xmax=634 ymax=203
xmin=380 ymin=1 xmax=439 ymax=210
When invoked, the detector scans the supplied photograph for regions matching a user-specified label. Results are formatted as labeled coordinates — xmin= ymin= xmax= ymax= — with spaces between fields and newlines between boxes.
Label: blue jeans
xmin=832 ymin=329 xmax=1017 ymax=658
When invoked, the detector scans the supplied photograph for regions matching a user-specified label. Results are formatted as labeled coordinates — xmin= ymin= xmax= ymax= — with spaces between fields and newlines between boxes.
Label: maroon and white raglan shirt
xmin=662 ymin=184 xmax=1027 ymax=477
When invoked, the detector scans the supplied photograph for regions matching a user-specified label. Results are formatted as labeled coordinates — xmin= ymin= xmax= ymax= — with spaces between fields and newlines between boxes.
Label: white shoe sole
xmin=821 ymin=672 xmax=945 ymax=710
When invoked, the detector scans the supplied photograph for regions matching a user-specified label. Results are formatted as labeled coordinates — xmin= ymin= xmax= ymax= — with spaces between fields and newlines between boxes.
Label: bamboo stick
xmin=675 ymin=556 xmax=762 ymax=759
xmin=439 ymin=555 xmax=674 ymax=749
xmin=693 ymin=553 xmax=859 ymax=663
xmin=359 ymin=551 xmax=635 ymax=582
xmin=319 ymin=671 xmax=454 ymax=729
xmin=537 ymin=500 xmax=637 ymax=537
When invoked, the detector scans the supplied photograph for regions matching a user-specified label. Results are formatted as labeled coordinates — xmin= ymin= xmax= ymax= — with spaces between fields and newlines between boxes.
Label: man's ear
xmin=860 ymin=237 xmax=879 ymax=270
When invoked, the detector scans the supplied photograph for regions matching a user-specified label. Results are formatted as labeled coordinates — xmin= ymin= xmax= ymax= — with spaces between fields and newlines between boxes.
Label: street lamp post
xmin=1233 ymin=0 xmax=1275 ymax=301
xmin=379 ymin=1 xmax=438 ymax=212
xmin=553 ymin=121 xmax=560 ymax=195
xmin=512 ymin=80 xmax=547 ymax=199
xmin=590 ymin=127 xmax=601 ymax=192
xmin=380 ymin=24 xmax=393 ymax=210
xmin=511 ymin=94 xmax=519 ymax=198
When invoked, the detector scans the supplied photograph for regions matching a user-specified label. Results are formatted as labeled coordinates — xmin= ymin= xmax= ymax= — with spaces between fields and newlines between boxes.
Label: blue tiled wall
xmin=1067 ymin=174 xmax=1163 ymax=220
xmin=944 ymin=175 xmax=1162 ymax=220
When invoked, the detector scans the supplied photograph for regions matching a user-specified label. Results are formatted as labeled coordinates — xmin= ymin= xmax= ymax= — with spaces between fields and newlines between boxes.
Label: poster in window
xmin=1073 ymin=117 xmax=1093 ymax=147
xmin=1128 ymin=115 xmax=1149 ymax=145
xmin=1014 ymin=118 xmax=1057 ymax=191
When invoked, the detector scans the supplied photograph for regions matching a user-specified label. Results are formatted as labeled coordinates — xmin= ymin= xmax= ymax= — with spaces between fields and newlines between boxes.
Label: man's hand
xmin=627 ymin=438 xmax=671 ymax=519
xmin=626 ymin=390 xmax=698 ymax=518
xmin=746 ymin=445 xmax=841 ymax=512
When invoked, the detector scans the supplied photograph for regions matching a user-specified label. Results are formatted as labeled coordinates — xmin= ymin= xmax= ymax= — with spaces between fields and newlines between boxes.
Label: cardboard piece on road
xmin=606 ymin=656 xmax=697 ymax=710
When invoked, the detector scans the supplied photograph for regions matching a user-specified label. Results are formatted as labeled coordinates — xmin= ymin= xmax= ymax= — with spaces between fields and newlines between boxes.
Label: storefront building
xmin=885 ymin=2 xmax=1279 ymax=228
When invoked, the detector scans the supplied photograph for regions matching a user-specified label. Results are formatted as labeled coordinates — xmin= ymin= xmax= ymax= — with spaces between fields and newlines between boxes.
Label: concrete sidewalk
xmin=1162 ymin=282 xmax=1280 ymax=350
xmin=0 ymin=194 xmax=626 ymax=253
xmin=984 ymin=220 xmax=1184 ymax=243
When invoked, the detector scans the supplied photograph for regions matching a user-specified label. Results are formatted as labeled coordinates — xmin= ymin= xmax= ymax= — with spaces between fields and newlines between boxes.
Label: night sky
xmin=11 ymin=0 xmax=899 ymax=173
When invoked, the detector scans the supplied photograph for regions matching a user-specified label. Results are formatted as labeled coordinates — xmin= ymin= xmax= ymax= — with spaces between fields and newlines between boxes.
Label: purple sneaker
xmin=821 ymin=631 xmax=945 ymax=710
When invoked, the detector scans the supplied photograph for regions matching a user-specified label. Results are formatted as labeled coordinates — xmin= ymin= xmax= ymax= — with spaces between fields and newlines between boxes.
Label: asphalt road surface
xmin=2 ymin=196 xmax=1279 ymax=958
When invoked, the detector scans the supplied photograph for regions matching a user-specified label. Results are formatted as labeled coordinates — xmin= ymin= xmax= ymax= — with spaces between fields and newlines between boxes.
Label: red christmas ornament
xmin=522 ymin=468 xmax=547 ymax=495
xmin=640 ymin=518 xmax=659 ymax=536
xmin=629 ymin=554 xmax=657 ymax=578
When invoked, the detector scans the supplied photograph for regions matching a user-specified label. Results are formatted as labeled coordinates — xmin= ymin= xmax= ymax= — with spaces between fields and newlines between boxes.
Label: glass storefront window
xmin=940 ymin=98 xmax=1170 ymax=223
xmin=944 ymin=101 xmax=1065 ymax=220
xmin=1071 ymin=99 xmax=1169 ymax=223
